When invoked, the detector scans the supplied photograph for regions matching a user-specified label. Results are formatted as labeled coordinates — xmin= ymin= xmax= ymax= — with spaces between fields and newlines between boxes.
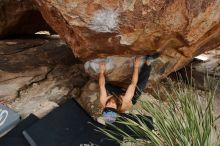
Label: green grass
xmin=99 ymin=78 xmax=220 ymax=146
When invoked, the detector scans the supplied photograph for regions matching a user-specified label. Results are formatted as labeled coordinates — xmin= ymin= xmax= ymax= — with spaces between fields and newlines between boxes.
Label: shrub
xmin=99 ymin=78 xmax=220 ymax=146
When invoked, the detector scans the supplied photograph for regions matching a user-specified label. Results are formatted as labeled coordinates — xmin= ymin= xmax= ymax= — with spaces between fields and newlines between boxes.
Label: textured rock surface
xmin=0 ymin=36 xmax=88 ymax=118
xmin=190 ymin=48 xmax=220 ymax=90
xmin=84 ymin=56 xmax=163 ymax=87
xmin=0 ymin=0 xmax=54 ymax=38
xmin=170 ymin=47 xmax=220 ymax=90
xmin=34 ymin=0 xmax=220 ymax=82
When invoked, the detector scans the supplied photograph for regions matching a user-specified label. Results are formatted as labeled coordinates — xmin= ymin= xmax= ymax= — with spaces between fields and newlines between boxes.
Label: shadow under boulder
xmin=0 ymin=0 xmax=54 ymax=38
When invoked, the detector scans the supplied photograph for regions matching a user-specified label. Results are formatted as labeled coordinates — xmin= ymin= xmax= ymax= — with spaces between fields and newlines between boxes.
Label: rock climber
xmin=99 ymin=53 xmax=160 ymax=123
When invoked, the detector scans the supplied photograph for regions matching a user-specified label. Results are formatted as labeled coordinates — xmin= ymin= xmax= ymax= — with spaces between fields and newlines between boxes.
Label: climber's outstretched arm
xmin=99 ymin=62 xmax=109 ymax=107
xmin=121 ymin=57 xmax=141 ymax=110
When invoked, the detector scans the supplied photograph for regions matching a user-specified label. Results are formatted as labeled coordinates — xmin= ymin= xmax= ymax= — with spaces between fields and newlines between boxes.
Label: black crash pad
xmin=23 ymin=100 xmax=118 ymax=146
xmin=0 ymin=114 xmax=39 ymax=146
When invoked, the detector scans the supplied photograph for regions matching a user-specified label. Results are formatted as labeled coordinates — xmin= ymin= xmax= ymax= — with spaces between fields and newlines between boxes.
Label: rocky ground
xmin=0 ymin=35 xmax=88 ymax=118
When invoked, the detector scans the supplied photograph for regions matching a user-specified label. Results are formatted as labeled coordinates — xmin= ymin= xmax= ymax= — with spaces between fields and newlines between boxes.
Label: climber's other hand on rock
xmin=134 ymin=56 xmax=141 ymax=68
xmin=99 ymin=62 xmax=106 ymax=74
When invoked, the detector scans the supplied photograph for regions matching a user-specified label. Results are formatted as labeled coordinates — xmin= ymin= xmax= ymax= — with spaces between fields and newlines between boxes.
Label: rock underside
xmin=33 ymin=0 xmax=220 ymax=83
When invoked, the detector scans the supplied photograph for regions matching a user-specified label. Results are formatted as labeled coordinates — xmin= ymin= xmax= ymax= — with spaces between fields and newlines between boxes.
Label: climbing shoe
xmin=145 ymin=52 xmax=160 ymax=61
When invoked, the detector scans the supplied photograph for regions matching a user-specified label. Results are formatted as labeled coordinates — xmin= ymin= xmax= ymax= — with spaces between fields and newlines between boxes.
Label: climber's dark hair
xmin=105 ymin=94 xmax=122 ymax=110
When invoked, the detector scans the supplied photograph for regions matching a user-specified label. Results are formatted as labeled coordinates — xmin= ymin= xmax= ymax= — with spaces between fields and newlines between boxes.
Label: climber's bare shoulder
xmin=100 ymin=94 xmax=112 ymax=108
xmin=120 ymin=96 xmax=132 ymax=112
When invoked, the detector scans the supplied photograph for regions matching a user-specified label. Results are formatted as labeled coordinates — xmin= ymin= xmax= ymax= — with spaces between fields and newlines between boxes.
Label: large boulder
xmin=0 ymin=0 xmax=54 ymax=38
xmin=33 ymin=0 xmax=220 ymax=83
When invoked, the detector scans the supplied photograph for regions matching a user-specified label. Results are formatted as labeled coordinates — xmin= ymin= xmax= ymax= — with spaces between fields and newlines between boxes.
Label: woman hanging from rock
xmin=99 ymin=53 xmax=160 ymax=124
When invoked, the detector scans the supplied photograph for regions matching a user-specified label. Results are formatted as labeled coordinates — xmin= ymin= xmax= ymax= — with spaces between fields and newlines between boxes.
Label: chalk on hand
xmin=84 ymin=57 xmax=114 ymax=75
